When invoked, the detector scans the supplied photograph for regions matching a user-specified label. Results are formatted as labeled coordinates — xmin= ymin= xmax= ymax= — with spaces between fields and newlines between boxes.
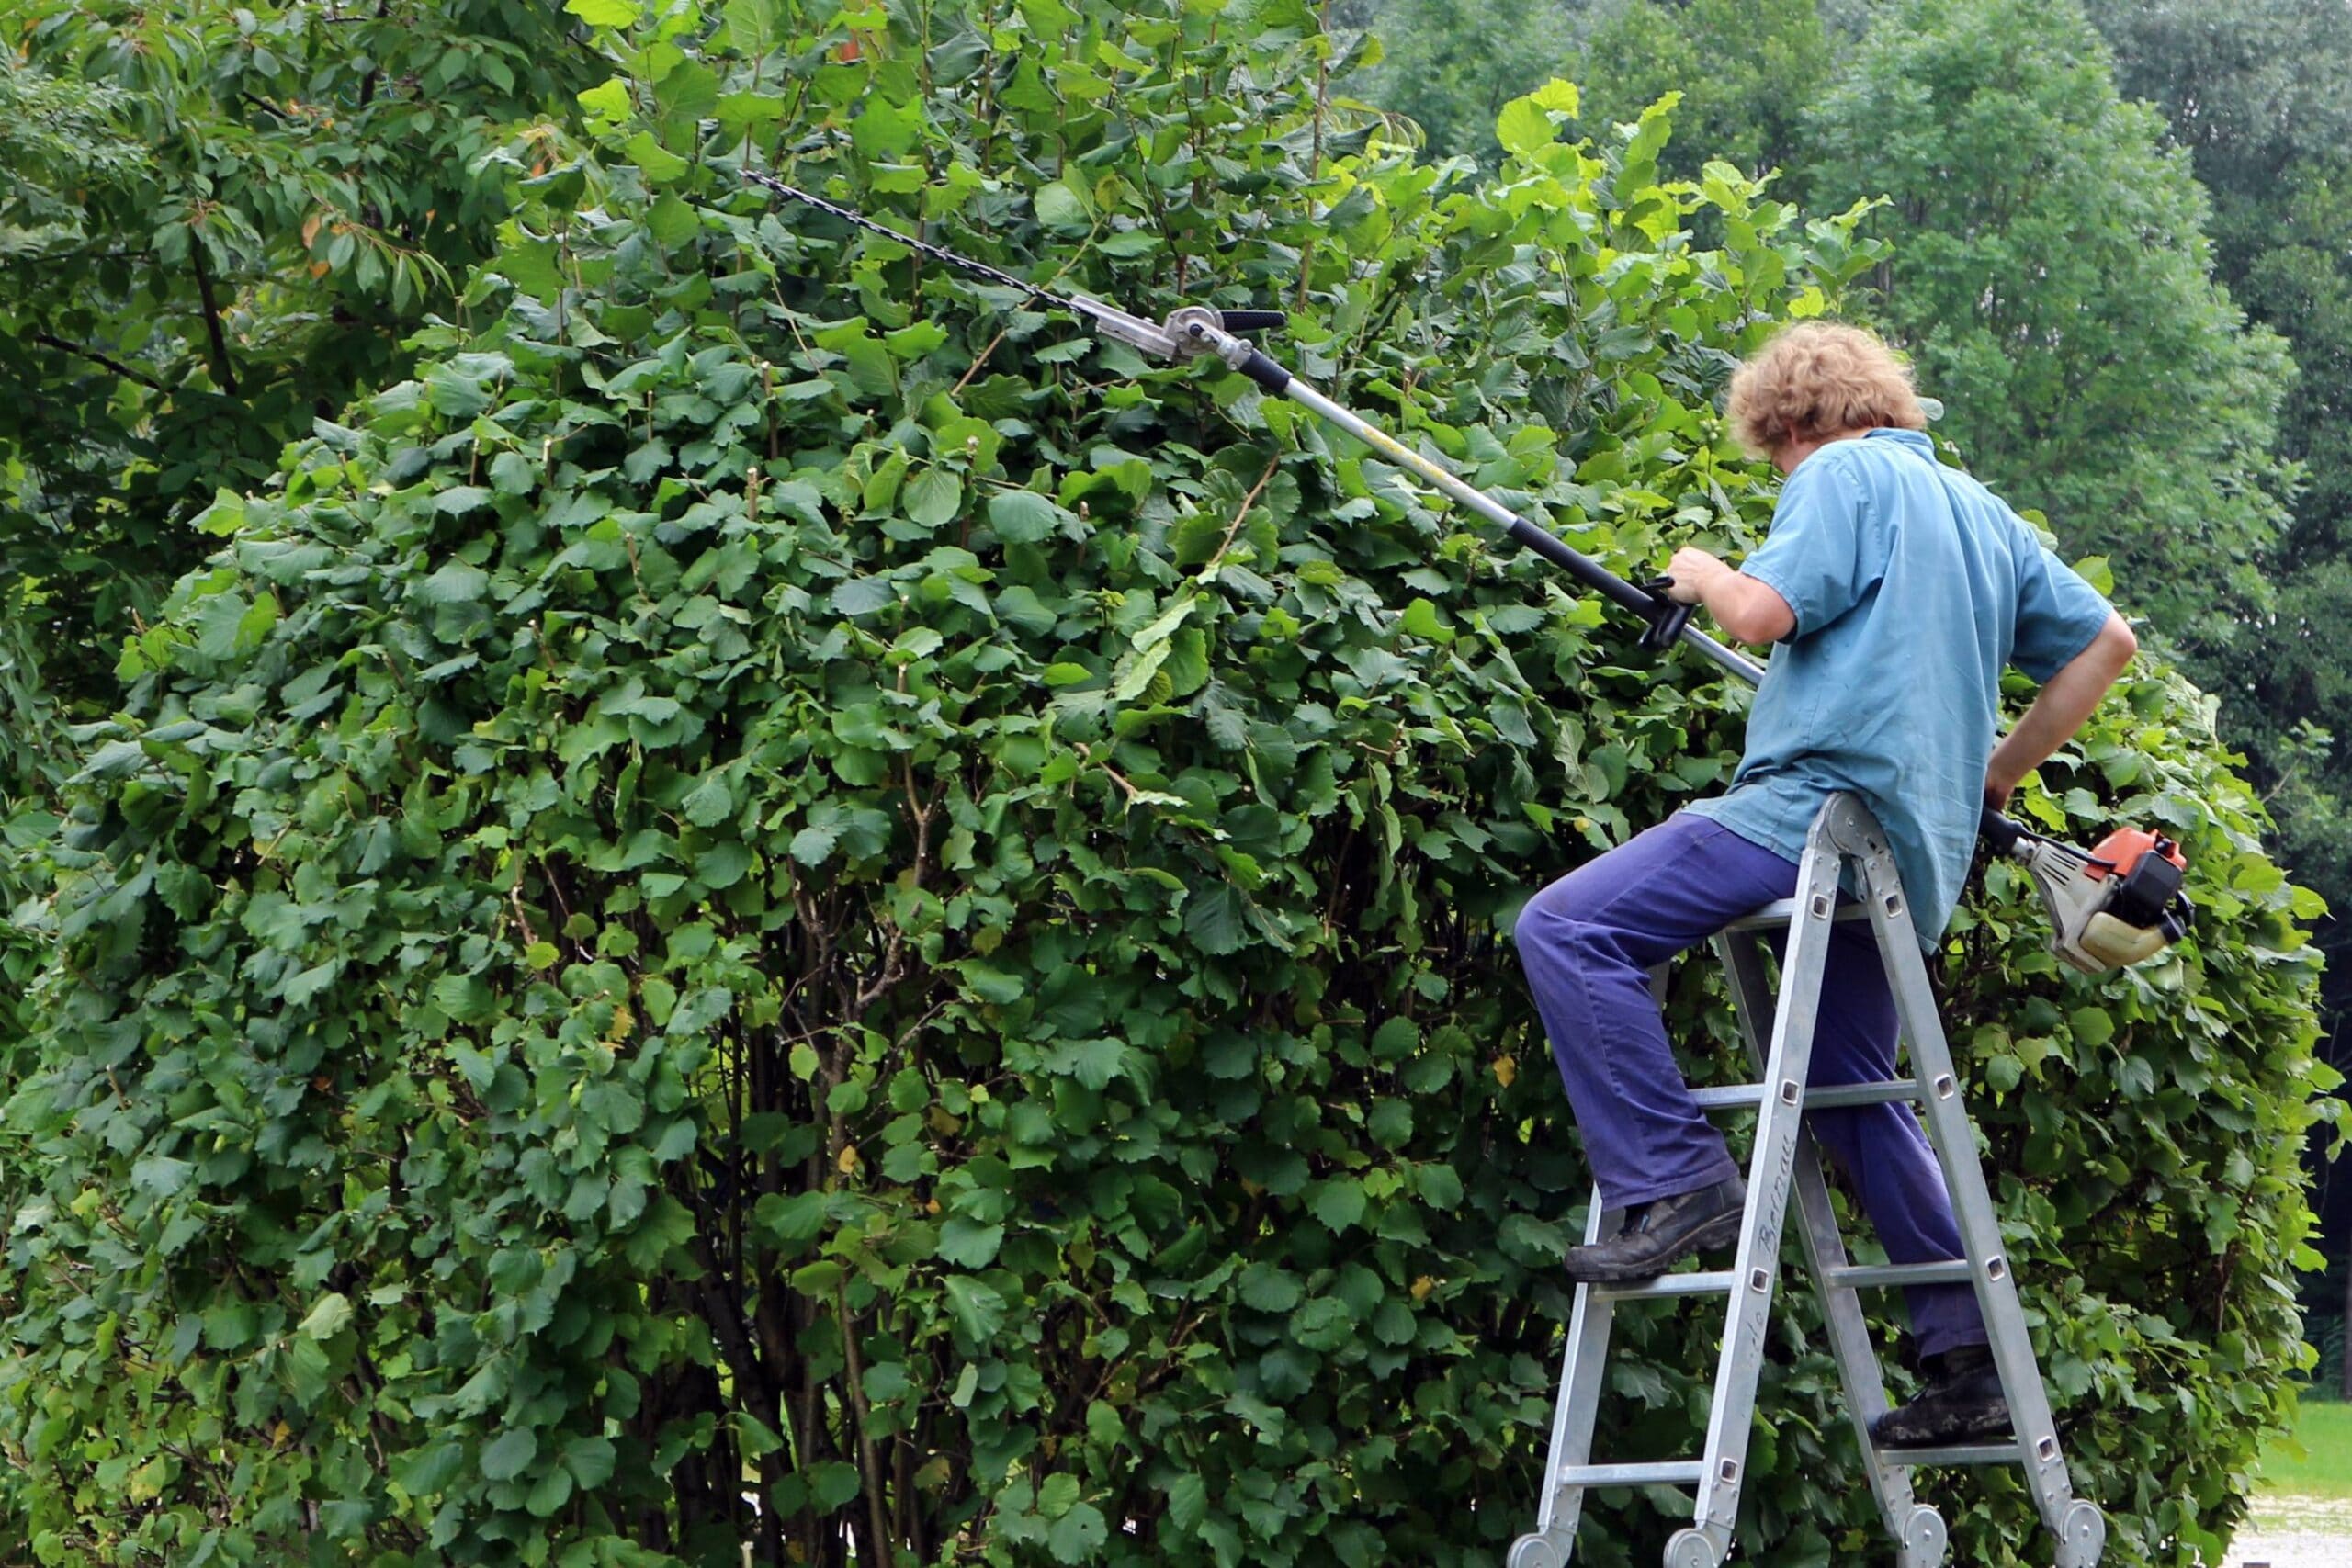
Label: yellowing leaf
xmin=1531 ymin=79 xmax=1580 ymax=116
xmin=1498 ymin=96 xmax=1559 ymax=158
xmin=577 ymin=76 xmax=633 ymax=124
xmin=564 ymin=0 xmax=640 ymax=28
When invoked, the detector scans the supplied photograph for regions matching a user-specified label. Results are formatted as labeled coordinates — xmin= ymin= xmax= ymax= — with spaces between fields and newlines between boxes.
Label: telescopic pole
xmin=1272 ymin=367 xmax=1764 ymax=684
xmin=1141 ymin=301 xmax=1767 ymax=681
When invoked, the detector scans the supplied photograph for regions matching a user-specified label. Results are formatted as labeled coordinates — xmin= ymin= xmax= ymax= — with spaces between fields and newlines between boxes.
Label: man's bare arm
xmin=1984 ymin=613 xmax=2139 ymax=807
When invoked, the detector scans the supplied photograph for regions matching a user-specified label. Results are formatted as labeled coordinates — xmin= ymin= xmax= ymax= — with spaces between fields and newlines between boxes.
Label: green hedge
xmin=0 ymin=2 xmax=2339 ymax=1564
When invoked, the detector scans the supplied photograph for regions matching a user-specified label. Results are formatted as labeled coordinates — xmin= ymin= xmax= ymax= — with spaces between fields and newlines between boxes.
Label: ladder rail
xmin=1827 ymin=797 xmax=2104 ymax=1565
xmin=1714 ymin=925 xmax=1940 ymax=1564
xmin=1523 ymin=1197 xmax=1623 ymax=1562
xmin=1681 ymin=819 xmax=1848 ymax=1559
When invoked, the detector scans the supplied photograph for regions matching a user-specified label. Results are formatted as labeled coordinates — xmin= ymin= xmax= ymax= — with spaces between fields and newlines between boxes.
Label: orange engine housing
xmin=2083 ymin=826 xmax=2186 ymax=880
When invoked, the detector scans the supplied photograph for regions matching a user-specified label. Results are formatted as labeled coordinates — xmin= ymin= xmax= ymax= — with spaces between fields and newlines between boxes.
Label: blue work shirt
xmin=1682 ymin=428 xmax=2115 ymax=943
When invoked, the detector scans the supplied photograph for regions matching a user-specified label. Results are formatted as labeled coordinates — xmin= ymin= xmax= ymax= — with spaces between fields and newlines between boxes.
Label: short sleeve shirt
xmin=1682 ymin=429 xmax=2115 ymax=942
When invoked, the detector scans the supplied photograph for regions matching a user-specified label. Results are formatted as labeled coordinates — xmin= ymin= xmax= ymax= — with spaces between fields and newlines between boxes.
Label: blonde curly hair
xmin=1724 ymin=321 xmax=1927 ymax=457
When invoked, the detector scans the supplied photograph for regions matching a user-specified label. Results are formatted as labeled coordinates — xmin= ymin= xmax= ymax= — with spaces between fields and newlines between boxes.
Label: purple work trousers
xmin=1514 ymin=811 xmax=1987 ymax=1358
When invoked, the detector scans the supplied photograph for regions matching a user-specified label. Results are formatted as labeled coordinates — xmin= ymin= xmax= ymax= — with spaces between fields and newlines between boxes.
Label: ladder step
xmin=1824 ymin=1260 xmax=1973 ymax=1290
xmin=1722 ymin=897 xmax=1868 ymax=931
xmin=1591 ymin=1270 xmax=1736 ymax=1303
xmin=1883 ymin=1442 xmax=2017 ymax=1468
xmin=1690 ymin=1079 xmax=1919 ymax=1111
xmin=1558 ymin=1461 xmax=1706 ymax=1488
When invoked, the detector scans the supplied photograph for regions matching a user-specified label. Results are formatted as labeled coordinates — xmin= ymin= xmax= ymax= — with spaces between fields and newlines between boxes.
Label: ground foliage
xmin=0 ymin=2 xmax=2340 ymax=1565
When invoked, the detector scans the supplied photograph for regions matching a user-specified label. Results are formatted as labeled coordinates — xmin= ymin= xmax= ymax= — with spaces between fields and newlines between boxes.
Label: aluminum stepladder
xmin=1510 ymin=794 xmax=2107 ymax=1568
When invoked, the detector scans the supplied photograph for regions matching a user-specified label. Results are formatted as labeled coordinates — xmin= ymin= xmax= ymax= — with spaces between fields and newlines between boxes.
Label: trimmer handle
xmin=1636 ymin=575 xmax=1696 ymax=652
xmin=1218 ymin=310 xmax=1287 ymax=333
xmin=1978 ymin=806 xmax=2027 ymax=855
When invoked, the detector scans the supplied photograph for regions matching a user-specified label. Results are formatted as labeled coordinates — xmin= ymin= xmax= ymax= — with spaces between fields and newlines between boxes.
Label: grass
xmin=2256 ymin=1399 xmax=2352 ymax=1499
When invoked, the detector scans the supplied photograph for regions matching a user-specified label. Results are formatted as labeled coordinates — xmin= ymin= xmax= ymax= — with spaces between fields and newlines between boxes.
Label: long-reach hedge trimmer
xmin=745 ymin=172 xmax=2191 ymax=972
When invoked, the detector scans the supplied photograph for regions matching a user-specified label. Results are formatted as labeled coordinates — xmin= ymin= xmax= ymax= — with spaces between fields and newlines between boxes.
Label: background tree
xmin=0 ymin=0 xmax=601 ymax=720
xmin=2081 ymin=0 xmax=2352 ymax=197
xmin=1571 ymin=0 xmax=1829 ymax=182
xmin=1339 ymin=0 xmax=1827 ymax=178
xmin=1334 ymin=0 xmax=1581 ymax=160
xmin=2083 ymin=0 xmax=2352 ymax=1401
xmin=1805 ymin=0 xmax=2296 ymax=647
xmin=0 ymin=51 xmax=144 ymax=795
xmin=0 ymin=52 xmax=143 ymax=260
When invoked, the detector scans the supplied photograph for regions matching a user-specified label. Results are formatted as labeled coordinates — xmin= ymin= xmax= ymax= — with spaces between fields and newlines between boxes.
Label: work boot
xmin=1563 ymin=1175 xmax=1747 ymax=1283
xmin=1871 ymin=1343 xmax=2012 ymax=1447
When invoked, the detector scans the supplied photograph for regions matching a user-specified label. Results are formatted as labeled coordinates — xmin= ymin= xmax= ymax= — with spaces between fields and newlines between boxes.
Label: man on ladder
xmin=1513 ymin=321 xmax=2138 ymax=1447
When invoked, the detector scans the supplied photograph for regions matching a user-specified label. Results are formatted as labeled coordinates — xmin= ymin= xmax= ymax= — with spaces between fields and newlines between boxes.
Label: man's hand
xmin=1662 ymin=546 xmax=1795 ymax=645
xmin=1664 ymin=546 xmax=1733 ymax=604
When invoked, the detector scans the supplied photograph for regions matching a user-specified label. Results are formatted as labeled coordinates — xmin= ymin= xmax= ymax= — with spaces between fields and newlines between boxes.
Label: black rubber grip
xmin=1238 ymin=348 xmax=1292 ymax=394
xmin=1634 ymin=575 xmax=1691 ymax=652
xmin=1220 ymin=310 xmax=1288 ymax=333
xmin=1978 ymin=807 xmax=2024 ymax=853
xmin=1639 ymin=602 xmax=1694 ymax=652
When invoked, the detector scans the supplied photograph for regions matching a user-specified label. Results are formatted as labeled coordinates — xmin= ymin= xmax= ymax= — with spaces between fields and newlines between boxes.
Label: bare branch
xmin=28 ymin=331 xmax=173 ymax=394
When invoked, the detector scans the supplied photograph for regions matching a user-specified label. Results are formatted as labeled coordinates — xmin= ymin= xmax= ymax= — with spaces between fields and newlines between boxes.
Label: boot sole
xmin=1872 ymin=1403 xmax=2013 ymax=1449
xmin=1564 ymin=1208 xmax=1746 ymax=1285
